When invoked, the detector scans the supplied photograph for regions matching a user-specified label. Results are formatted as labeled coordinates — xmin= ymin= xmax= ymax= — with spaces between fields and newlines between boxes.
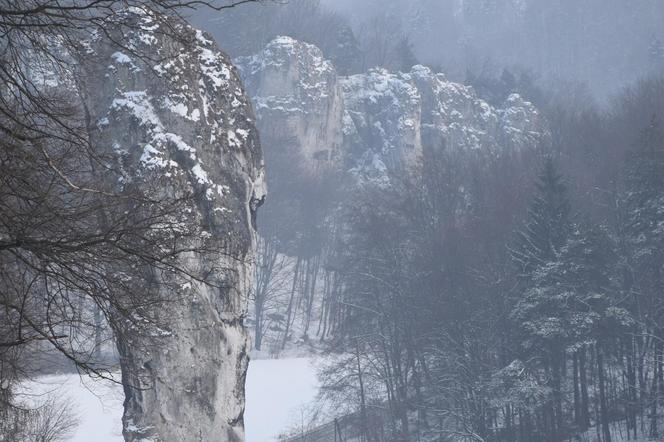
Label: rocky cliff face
xmin=236 ymin=37 xmax=344 ymax=177
xmin=78 ymin=10 xmax=264 ymax=442
xmin=237 ymin=36 xmax=546 ymax=183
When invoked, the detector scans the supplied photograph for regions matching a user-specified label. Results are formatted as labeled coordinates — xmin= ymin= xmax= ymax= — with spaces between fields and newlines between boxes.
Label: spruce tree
xmin=511 ymin=157 xmax=572 ymax=280
xmin=509 ymin=157 xmax=574 ymax=440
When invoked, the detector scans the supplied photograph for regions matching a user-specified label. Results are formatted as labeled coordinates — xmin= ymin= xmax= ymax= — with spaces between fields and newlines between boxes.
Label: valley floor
xmin=19 ymin=358 xmax=318 ymax=442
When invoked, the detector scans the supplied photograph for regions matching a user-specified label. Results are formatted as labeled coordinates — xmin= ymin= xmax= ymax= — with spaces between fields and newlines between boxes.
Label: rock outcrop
xmin=237 ymin=36 xmax=546 ymax=183
xmin=77 ymin=11 xmax=264 ymax=442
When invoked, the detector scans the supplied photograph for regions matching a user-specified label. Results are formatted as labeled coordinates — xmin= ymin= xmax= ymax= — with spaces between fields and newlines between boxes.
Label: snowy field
xmin=19 ymin=358 xmax=318 ymax=442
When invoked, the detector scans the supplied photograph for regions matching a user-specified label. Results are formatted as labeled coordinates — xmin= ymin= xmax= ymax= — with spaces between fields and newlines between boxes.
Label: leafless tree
xmin=0 ymin=396 xmax=78 ymax=442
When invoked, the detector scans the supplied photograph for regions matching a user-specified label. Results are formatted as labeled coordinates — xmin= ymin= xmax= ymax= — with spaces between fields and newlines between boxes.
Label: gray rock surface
xmin=236 ymin=37 xmax=344 ymax=177
xmin=237 ymin=36 xmax=547 ymax=183
xmin=77 ymin=10 xmax=264 ymax=442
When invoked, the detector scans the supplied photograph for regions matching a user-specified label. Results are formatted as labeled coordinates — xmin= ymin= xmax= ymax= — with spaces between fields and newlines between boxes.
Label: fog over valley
xmin=2 ymin=1 xmax=664 ymax=442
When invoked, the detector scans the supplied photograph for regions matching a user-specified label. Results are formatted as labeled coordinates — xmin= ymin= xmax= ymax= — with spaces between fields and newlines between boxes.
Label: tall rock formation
xmin=78 ymin=10 xmax=264 ymax=442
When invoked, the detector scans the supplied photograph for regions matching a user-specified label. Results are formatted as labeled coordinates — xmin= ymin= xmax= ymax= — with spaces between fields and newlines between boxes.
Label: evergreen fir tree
xmin=507 ymin=158 xmax=624 ymax=440
xmin=511 ymin=157 xmax=572 ymax=281
xmin=507 ymin=158 xmax=573 ymax=440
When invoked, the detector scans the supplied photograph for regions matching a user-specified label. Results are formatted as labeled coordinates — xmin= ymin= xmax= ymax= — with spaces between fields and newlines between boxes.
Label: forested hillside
xmin=236 ymin=35 xmax=664 ymax=442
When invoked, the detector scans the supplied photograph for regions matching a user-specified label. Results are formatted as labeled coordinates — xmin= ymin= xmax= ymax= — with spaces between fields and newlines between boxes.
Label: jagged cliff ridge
xmin=78 ymin=10 xmax=264 ymax=442
xmin=237 ymin=36 xmax=546 ymax=182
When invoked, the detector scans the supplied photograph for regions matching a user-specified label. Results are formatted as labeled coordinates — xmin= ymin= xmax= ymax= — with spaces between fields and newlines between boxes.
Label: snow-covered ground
xmin=245 ymin=358 xmax=319 ymax=441
xmin=19 ymin=358 xmax=318 ymax=442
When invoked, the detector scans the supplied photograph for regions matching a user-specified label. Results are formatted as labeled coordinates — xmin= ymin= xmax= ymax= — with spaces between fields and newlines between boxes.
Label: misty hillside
xmin=191 ymin=0 xmax=664 ymax=99
xmin=2 ymin=1 xmax=664 ymax=442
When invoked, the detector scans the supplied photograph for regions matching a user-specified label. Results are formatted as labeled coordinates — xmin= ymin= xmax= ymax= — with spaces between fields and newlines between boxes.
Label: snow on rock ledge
xmin=78 ymin=9 xmax=264 ymax=442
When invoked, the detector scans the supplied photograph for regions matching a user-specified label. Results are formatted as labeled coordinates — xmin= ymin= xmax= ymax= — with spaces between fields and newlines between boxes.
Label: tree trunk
xmin=94 ymin=304 xmax=103 ymax=360
xmin=573 ymin=352 xmax=581 ymax=428
xmin=598 ymin=344 xmax=612 ymax=442
xmin=650 ymin=339 xmax=659 ymax=439
xmin=580 ymin=346 xmax=591 ymax=429
xmin=355 ymin=341 xmax=369 ymax=442
xmin=627 ymin=339 xmax=638 ymax=439
xmin=281 ymin=257 xmax=301 ymax=349
xmin=551 ymin=349 xmax=563 ymax=441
